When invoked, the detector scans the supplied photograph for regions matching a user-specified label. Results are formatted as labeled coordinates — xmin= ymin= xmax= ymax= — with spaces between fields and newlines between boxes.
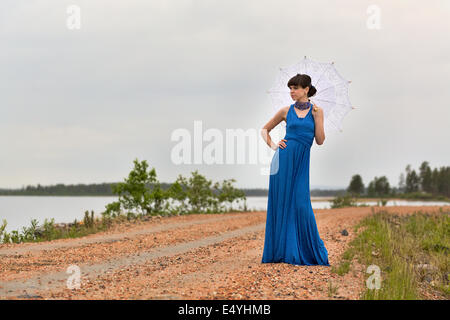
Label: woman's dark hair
xmin=287 ymin=73 xmax=317 ymax=97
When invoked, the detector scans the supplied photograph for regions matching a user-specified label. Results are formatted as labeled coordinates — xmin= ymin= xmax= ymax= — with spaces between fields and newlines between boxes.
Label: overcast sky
xmin=1 ymin=0 xmax=449 ymax=190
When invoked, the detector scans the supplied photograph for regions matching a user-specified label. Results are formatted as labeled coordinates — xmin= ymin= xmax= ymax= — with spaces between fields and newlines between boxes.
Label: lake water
xmin=0 ymin=195 xmax=448 ymax=233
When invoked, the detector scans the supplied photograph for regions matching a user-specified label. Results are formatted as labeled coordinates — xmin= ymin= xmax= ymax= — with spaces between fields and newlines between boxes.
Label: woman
xmin=260 ymin=73 xmax=330 ymax=266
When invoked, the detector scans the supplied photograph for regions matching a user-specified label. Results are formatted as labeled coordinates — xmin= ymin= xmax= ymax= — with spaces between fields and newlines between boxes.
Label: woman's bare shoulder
xmin=269 ymin=105 xmax=291 ymax=123
xmin=280 ymin=105 xmax=290 ymax=120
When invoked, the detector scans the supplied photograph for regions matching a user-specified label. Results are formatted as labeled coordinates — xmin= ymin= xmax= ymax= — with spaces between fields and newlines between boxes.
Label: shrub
xmin=330 ymin=194 xmax=358 ymax=208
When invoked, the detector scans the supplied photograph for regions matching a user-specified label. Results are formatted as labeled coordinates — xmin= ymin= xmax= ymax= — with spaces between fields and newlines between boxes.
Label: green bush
xmin=330 ymin=194 xmax=358 ymax=208
xmin=105 ymin=159 xmax=246 ymax=218
xmin=109 ymin=158 xmax=169 ymax=216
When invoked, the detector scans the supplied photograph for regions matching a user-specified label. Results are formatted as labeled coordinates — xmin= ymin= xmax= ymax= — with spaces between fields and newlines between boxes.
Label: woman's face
xmin=289 ymin=85 xmax=308 ymax=100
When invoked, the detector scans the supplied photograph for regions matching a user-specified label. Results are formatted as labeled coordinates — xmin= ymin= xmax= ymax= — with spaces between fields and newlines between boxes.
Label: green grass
xmin=331 ymin=208 xmax=449 ymax=300
xmin=0 ymin=211 xmax=111 ymax=244
xmin=331 ymin=247 xmax=355 ymax=276
xmin=327 ymin=280 xmax=339 ymax=297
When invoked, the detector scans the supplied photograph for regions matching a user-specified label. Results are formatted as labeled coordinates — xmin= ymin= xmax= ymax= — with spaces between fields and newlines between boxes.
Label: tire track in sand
xmin=0 ymin=222 xmax=265 ymax=298
xmin=0 ymin=213 xmax=255 ymax=256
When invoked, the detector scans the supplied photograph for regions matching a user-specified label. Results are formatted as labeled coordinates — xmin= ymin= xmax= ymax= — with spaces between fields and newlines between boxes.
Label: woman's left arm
xmin=311 ymin=104 xmax=325 ymax=145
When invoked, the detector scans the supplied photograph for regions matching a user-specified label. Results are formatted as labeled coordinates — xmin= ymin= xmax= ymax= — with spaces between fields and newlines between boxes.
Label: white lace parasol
xmin=267 ymin=56 xmax=355 ymax=134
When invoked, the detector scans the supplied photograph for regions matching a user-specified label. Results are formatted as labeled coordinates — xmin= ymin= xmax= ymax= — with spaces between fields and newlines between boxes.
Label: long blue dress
xmin=261 ymin=102 xmax=330 ymax=266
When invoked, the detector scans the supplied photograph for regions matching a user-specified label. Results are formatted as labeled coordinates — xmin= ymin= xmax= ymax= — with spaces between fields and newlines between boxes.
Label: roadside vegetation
xmin=331 ymin=207 xmax=449 ymax=299
xmin=0 ymin=158 xmax=247 ymax=244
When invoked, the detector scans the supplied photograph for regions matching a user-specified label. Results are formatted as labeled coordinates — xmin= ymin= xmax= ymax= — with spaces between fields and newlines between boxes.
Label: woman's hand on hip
xmin=276 ymin=139 xmax=287 ymax=149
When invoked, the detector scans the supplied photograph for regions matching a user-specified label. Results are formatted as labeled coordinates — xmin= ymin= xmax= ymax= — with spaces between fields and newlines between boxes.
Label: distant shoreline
xmin=0 ymin=194 xmax=447 ymax=203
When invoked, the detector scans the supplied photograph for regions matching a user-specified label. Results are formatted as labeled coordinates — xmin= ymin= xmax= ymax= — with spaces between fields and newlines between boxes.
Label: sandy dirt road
xmin=0 ymin=205 xmax=448 ymax=300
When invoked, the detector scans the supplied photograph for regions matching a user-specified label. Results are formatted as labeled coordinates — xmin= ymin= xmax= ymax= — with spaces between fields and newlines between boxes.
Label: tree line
xmin=347 ymin=161 xmax=449 ymax=200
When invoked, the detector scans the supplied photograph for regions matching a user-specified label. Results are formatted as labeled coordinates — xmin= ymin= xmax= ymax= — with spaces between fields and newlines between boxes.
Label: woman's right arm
xmin=260 ymin=106 xmax=289 ymax=150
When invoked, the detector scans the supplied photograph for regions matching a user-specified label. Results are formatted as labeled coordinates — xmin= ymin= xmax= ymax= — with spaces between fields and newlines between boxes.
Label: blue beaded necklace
xmin=294 ymin=99 xmax=311 ymax=110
